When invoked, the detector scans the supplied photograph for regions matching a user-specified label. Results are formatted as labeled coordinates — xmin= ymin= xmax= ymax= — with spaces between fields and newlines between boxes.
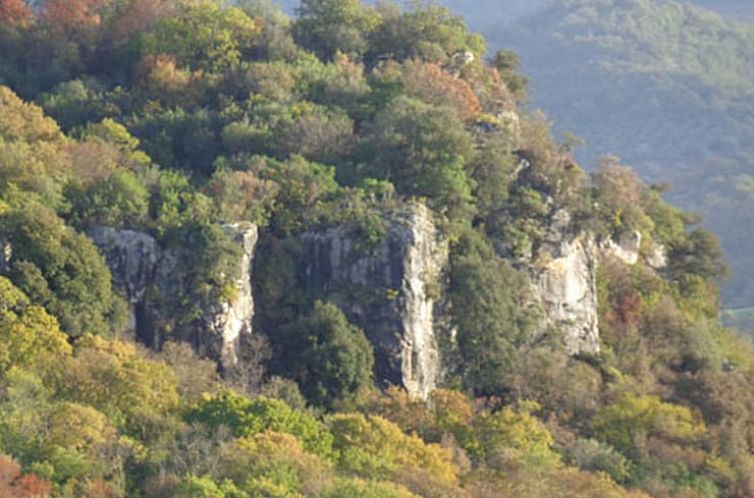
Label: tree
xmin=67 ymin=169 xmax=150 ymax=228
xmin=392 ymin=60 xmax=481 ymax=121
xmin=259 ymin=154 xmax=340 ymax=235
xmin=593 ymin=156 xmax=653 ymax=236
xmin=490 ymin=49 xmax=528 ymax=101
xmin=328 ymin=413 xmax=458 ymax=483
xmin=204 ymin=168 xmax=277 ymax=225
xmin=669 ymin=228 xmax=728 ymax=282
xmin=187 ymin=391 xmax=335 ymax=458
xmin=281 ymin=301 xmax=375 ymax=408
xmin=216 ymin=431 xmax=333 ymax=496
xmin=0 ymin=0 xmax=32 ymax=29
xmin=0 ymin=454 xmax=52 ymax=497
xmin=448 ymin=229 xmax=537 ymax=394
xmin=293 ymin=0 xmax=381 ymax=60
xmin=0 ymin=86 xmax=63 ymax=143
xmin=319 ymin=479 xmax=416 ymax=498
xmin=0 ymin=277 xmax=72 ymax=376
xmin=52 ymin=334 xmax=179 ymax=426
xmin=591 ymin=395 xmax=707 ymax=455
xmin=42 ymin=0 xmax=111 ymax=35
xmin=0 ymin=203 xmax=124 ymax=337
xmin=143 ymin=2 xmax=260 ymax=72
xmin=277 ymin=103 xmax=355 ymax=164
xmin=474 ymin=403 xmax=561 ymax=471
xmin=367 ymin=3 xmax=485 ymax=65
xmin=360 ymin=96 xmax=475 ymax=217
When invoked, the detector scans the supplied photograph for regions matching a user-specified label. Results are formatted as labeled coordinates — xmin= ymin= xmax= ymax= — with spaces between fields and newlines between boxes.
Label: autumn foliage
xmin=0 ymin=455 xmax=52 ymax=498
xmin=0 ymin=0 xmax=31 ymax=28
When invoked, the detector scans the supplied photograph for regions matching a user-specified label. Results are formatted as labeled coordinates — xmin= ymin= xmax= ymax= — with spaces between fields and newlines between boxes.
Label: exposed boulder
xmin=297 ymin=203 xmax=449 ymax=399
xmin=645 ymin=241 xmax=668 ymax=270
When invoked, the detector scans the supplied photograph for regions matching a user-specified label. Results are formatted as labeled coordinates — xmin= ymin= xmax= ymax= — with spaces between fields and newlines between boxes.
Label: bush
xmin=279 ymin=301 xmax=374 ymax=409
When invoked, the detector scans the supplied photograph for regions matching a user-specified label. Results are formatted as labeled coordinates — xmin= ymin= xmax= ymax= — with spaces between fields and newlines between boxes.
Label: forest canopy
xmin=0 ymin=1 xmax=751 ymax=498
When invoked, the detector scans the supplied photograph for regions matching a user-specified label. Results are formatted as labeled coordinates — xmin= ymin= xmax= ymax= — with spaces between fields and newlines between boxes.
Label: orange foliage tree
xmin=398 ymin=60 xmax=482 ymax=121
xmin=0 ymin=455 xmax=52 ymax=497
xmin=42 ymin=0 xmax=112 ymax=34
xmin=0 ymin=0 xmax=32 ymax=28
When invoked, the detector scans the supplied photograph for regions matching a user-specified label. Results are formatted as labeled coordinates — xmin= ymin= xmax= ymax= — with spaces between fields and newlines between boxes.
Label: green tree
xmin=367 ymin=2 xmax=485 ymax=64
xmin=360 ymin=96 xmax=475 ymax=218
xmin=143 ymin=1 xmax=260 ymax=72
xmin=449 ymin=229 xmax=537 ymax=394
xmin=281 ymin=301 xmax=374 ymax=408
xmin=490 ymin=49 xmax=528 ymax=101
xmin=328 ymin=412 xmax=458 ymax=483
xmin=474 ymin=403 xmax=561 ymax=471
xmin=66 ymin=169 xmax=150 ymax=228
xmin=52 ymin=334 xmax=179 ymax=427
xmin=293 ymin=0 xmax=381 ymax=60
xmin=0 ymin=277 xmax=72 ymax=376
xmin=591 ymin=395 xmax=707 ymax=455
xmin=0 ymin=203 xmax=124 ymax=336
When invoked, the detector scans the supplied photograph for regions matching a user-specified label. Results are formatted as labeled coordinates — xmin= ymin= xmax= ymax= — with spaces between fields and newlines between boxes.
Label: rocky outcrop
xmin=534 ymin=234 xmax=600 ymax=355
xmin=201 ymin=224 xmax=257 ymax=366
xmin=89 ymin=223 xmax=258 ymax=369
xmin=645 ymin=241 xmax=668 ymax=270
xmin=523 ymin=209 xmax=600 ymax=355
xmin=601 ymin=230 xmax=641 ymax=266
xmin=528 ymin=209 xmax=674 ymax=355
xmin=298 ymin=203 xmax=448 ymax=399
xmin=600 ymin=230 xmax=668 ymax=270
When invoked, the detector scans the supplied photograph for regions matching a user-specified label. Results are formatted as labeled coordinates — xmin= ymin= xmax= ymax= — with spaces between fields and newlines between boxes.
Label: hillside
xmin=271 ymin=0 xmax=754 ymax=316
xmin=1 ymin=1 xmax=754 ymax=497
xmin=477 ymin=0 xmax=754 ymax=312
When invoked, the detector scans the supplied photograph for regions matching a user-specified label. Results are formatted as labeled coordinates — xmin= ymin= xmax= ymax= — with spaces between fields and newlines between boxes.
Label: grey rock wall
xmin=298 ymin=203 xmax=449 ymax=399
xmin=89 ymin=223 xmax=258 ymax=369
xmin=534 ymin=234 xmax=600 ymax=355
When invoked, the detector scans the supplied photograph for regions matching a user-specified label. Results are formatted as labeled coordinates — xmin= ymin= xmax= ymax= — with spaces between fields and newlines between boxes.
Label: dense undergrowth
xmin=0 ymin=1 xmax=753 ymax=497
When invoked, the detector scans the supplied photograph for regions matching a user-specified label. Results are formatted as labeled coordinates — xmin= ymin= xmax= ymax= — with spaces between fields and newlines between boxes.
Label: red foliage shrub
xmin=0 ymin=455 xmax=52 ymax=497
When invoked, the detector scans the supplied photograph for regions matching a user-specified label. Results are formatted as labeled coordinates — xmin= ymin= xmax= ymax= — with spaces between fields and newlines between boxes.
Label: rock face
xmin=602 ymin=230 xmax=642 ymax=266
xmin=89 ymin=223 xmax=258 ymax=369
xmin=88 ymin=227 xmax=160 ymax=304
xmin=298 ymin=204 xmax=448 ymax=399
xmin=531 ymin=221 xmax=669 ymax=355
xmin=520 ymin=209 xmax=600 ymax=355
xmin=193 ymin=224 xmax=257 ymax=366
xmin=534 ymin=234 xmax=600 ymax=355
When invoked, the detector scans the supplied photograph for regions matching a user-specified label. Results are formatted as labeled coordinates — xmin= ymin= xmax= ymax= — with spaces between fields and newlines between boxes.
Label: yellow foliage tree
xmin=328 ymin=413 xmax=459 ymax=484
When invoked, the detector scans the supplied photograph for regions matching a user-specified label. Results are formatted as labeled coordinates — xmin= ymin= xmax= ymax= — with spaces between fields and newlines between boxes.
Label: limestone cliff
xmin=89 ymin=223 xmax=258 ymax=369
xmin=534 ymin=233 xmax=600 ymax=355
xmin=297 ymin=203 xmax=449 ymax=399
xmin=530 ymin=221 xmax=669 ymax=355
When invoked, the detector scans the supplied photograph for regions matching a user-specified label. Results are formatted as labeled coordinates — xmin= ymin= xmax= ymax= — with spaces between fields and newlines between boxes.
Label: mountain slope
xmin=485 ymin=0 xmax=754 ymax=310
